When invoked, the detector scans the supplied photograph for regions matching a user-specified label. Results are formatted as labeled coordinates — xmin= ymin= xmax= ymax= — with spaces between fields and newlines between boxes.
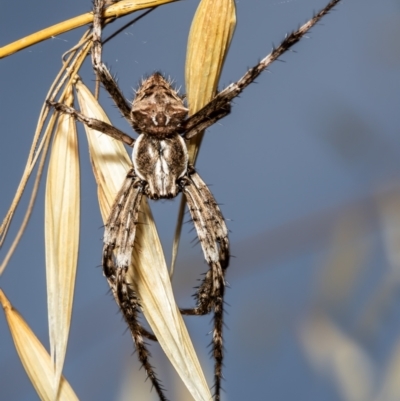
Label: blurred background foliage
xmin=1 ymin=0 xmax=400 ymax=400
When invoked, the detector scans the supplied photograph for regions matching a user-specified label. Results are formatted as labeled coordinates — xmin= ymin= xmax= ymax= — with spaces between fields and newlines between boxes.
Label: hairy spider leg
xmin=182 ymin=0 xmax=341 ymax=141
xmin=102 ymin=169 xmax=168 ymax=400
xmin=92 ymin=0 xmax=132 ymax=122
xmin=93 ymin=1 xmax=168 ymax=398
xmin=180 ymin=169 xmax=229 ymax=401
xmin=47 ymin=100 xmax=135 ymax=147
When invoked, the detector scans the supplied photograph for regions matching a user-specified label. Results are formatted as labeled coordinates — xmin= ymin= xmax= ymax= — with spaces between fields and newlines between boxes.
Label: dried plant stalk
xmin=300 ymin=315 xmax=374 ymax=401
xmin=45 ymin=84 xmax=80 ymax=396
xmin=0 ymin=33 xmax=91 ymax=271
xmin=0 ymin=290 xmax=79 ymax=401
xmin=0 ymin=0 xmax=178 ymax=59
xmin=75 ymin=79 xmax=212 ymax=401
xmin=375 ymin=336 xmax=400 ymax=401
xmin=0 ymin=39 xmax=92 ymax=397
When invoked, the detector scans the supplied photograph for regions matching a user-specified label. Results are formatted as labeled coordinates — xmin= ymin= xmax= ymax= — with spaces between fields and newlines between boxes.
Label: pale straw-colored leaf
xmin=0 ymin=290 xmax=79 ymax=401
xmin=76 ymin=80 xmax=131 ymax=211
xmin=316 ymin=212 xmax=368 ymax=309
xmin=0 ymin=33 xmax=91 ymax=276
xmin=75 ymin=79 xmax=212 ymax=401
xmin=45 ymin=84 xmax=80 ymax=397
xmin=357 ymin=190 xmax=400 ymax=335
xmin=300 ymin=315 xmax=374 ymax=401
xmin=185 ymin=0 xmax=236 ymax=158
xmin=0 ymin=0 xmax=179 ymax=59
xmin=378 ymin=190 xmax=400 ymax=276
xmin=375 ymin=335 xmax=400 ymax=401
xmin=171 ymin=0 xmax=236 ymax=275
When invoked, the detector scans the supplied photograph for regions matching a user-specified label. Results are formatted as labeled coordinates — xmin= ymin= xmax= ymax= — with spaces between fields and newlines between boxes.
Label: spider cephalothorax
xmin=131 ymin=72 xmax=188 ymax=136
xmin=48 ymin=0 xmax=341 ymax=399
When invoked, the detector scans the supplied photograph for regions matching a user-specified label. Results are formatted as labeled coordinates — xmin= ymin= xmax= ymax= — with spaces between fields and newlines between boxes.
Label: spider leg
xmin=47 ymin=100 xmax=135 ymax=147
xmin=182 ymin=104 xmax=231 ymax=140
xmin=103 ymin=171 xmax=144 ymax=271
xmin=182 ymin=0 xmax=341 ymax=141
xmin=103 ymin=170 xmax=168 ymax=400
xmin=92 ymin=0 xmax=132 ymax=122
xmin=180 ymin=168 xmax=229 ymax=401
xmin=188 ymin=169 xmax=229 ymax=269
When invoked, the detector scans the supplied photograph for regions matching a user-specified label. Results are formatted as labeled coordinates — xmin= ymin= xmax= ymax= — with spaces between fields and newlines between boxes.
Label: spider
xmin=48 ymin=0 xmax=340 ymax=399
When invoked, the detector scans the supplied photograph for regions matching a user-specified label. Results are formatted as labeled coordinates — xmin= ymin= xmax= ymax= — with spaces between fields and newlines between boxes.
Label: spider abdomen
xmin=132 ymin=133 xmax=188 ymax=199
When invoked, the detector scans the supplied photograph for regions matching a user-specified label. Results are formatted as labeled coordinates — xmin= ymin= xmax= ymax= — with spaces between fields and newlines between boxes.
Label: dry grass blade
xmin=185 ymin=0 xmax=236 ymax=161
xmin=0 ymin=35 xmax=90 ymax=399
xmin=0 ymin=290 xmax=79 ymax=401
xmin=300 ymin=315 xmax=374 ymax=401
xmin=375 ymin=336 xmax=400 ymax=401
xmin=45 ymin=85 xmax=80 ymax=397
xmin=0 ymin=129 xmax=53 ymax=275
xmin=0 ymin=0 xmax=179 ymax=59
xmin=75 ymin=80 xmax=212 ymax=401
xmin=171 ymin=0 xmax=236 ymax=275
xmin=378 ymin=191 xmax=400 ymax=275
xmin=75 ymin=81 xmax=131 ymax=209
xmin=356 ymin=191 xmax=400 ymax=335
xmin=0 ymin=33 xmax=91 ymax=275
xmin=316 ymin=212 xmax=368 ymax=309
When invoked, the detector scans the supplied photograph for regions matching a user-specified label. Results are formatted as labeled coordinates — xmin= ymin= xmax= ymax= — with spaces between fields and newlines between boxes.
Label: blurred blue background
xmin=1 ymin=0 xmax=400 ymax=400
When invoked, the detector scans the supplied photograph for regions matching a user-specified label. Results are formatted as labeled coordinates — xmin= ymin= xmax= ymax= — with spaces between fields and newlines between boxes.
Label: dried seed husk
xmin=0 ymin=290 xmax=79 ymax=401
xmin=0 ymin=32 xmax=91 ymax=259
xmin=75 ymin=80 xmax=212 ymax=401
xmin=45 ymin=85 xmax=80 ymax=397
xmin=185 ymin=0 xmax=236 ymax=161
xmin=171 ymin=0 xmax=236 ymax=275
xmin=300 ymin=315 xmax=374 ymax=401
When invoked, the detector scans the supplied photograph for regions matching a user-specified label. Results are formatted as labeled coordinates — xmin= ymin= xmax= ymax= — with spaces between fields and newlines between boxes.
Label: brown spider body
xmin=131 ymin=73 xmax=189 ymax=199
xmin=47 ymin=0 xmax=342 ymax=399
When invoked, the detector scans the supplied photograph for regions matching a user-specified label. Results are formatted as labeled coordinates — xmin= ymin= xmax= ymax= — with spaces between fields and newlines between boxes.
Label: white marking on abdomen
xmin=155 ymin=140 xmax=170 ymax=195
